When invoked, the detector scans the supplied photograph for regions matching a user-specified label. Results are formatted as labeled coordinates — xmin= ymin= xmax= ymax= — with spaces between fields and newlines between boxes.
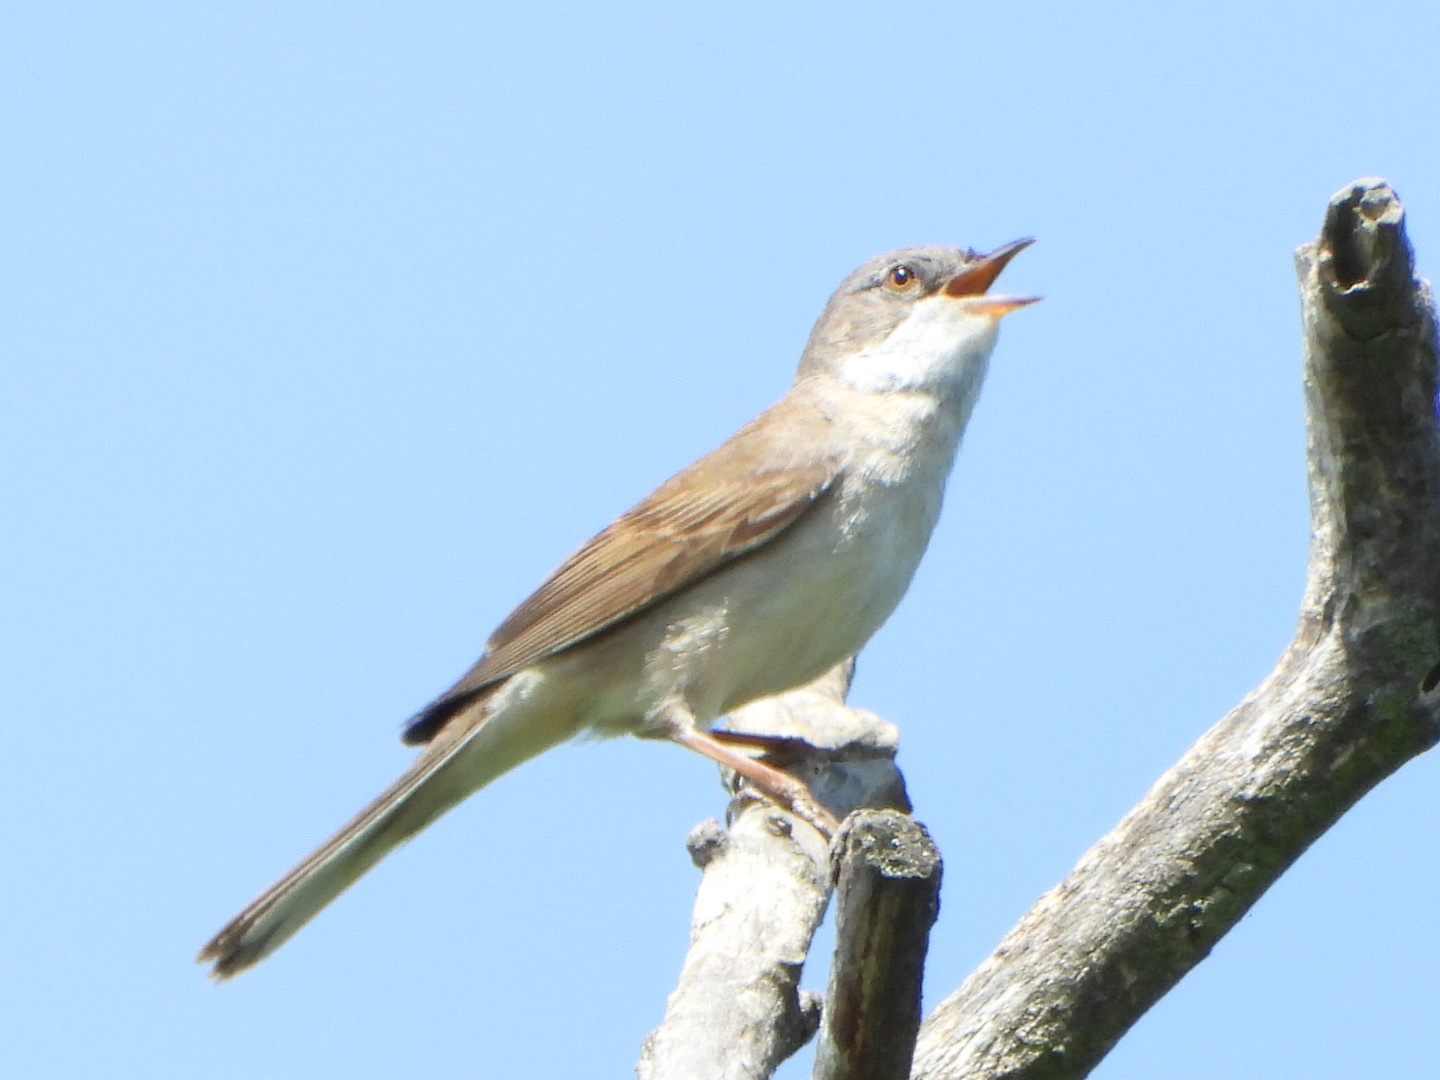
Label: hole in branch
xmin=1328 ymin=207 xmax=1371 ymax=288
xmin=1421 ymin=660 xmax=1440 ymax=694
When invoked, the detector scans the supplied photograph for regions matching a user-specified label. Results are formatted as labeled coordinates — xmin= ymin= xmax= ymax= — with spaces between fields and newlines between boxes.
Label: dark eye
xmin=887 ymin=265 xmax=917 ymax=290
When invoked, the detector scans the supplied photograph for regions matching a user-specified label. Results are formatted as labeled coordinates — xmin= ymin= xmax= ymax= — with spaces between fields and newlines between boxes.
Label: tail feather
xmin=198 ymin=685 xmax=557 ymax=978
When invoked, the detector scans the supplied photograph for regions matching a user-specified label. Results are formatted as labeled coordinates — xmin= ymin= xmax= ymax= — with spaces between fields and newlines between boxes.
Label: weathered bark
xmin=634 ymin=805 xmax=830 ymax=1080
xmin=910 ymin=178 xmax=1440 ymax=1079
xmin=640 ymin=178 xmax=1438 ymax=1080
xmin=813 ymin=810 xmax=942 ymax=1080
xmin=637 ymin=662 xmax=914 ymax=1080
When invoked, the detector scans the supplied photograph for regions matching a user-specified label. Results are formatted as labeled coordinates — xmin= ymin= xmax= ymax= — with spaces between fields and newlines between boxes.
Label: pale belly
xmin=629 ymin=471 xmax=945 ymax=727
xmin=525 ymin=383 xmax=972 ymax=740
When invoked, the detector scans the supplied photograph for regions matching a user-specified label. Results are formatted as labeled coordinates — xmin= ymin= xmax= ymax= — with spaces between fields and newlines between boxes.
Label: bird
xmin=198 ymin=239 xmax=1037 ymax=978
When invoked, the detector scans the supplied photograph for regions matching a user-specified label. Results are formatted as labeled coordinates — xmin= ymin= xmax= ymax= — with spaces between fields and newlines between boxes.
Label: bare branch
xmin=911 ymin=178 xmax=1440 ymax=1080
xmin=634 ymin=806 xmax=829 ymax=1080
xmin=813 ymin=810 xmax=942 ymax=1080
xmin=637 ymin=662 xmax=913 ymax=1080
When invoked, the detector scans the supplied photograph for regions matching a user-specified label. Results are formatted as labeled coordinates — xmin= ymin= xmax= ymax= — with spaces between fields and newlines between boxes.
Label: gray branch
xmin=813 ymin=810 xmax=942 ymax=1080
xmin=637 ymin=662 xmax=916 ymax=1080
xmin=634 ymin=803 xmax=830 ymax=1080
xmin=910 ymin=178 xmax=1440 ymax=1079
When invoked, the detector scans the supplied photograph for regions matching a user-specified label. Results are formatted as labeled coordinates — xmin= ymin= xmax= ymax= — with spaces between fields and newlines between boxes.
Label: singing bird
xmin=199 ymin=239 xmax=1036 ymax=978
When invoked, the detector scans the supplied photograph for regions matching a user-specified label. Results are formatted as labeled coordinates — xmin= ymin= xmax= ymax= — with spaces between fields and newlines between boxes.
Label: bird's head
xmin=798 ymin=239 xmax=1037 ymax=395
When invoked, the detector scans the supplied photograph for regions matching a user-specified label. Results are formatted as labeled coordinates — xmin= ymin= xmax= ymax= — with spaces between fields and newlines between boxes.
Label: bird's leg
xmin=707 ymin=729 xmax=812 ymax=767
xmin=651 ymin=703 xmax=839 ymax=837
xmin=671 ymin=727 xmax=840 ymax=837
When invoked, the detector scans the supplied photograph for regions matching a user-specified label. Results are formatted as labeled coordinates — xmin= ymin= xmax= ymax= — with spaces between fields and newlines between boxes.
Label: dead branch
xmin=637 ymin=662 xmax=914 ymax=1080
xmin=813 ymin=810 xmax=942 ymax=1080
xmin=910 ymin=178 xmax=1440 ymax=1080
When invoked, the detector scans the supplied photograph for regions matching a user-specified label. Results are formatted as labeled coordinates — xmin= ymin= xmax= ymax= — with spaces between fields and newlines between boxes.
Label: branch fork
xmin=638 ymin=179 xmax=1440 ymax=1080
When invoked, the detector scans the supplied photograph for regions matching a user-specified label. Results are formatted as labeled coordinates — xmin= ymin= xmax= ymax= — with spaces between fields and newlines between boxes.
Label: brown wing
xmin=402 ymin=398 xmax=840 ymax=744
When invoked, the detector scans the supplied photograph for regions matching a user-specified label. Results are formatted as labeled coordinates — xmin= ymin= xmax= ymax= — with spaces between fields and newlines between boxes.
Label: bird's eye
xmin=886 ymin=265 xmax=917 ymax=291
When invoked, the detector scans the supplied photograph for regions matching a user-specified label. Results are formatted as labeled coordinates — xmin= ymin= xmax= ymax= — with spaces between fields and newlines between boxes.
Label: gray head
xmin=797 ymin=240 xmax=1035 ymax=393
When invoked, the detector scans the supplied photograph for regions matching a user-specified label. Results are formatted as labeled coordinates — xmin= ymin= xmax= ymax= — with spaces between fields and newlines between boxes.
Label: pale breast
xmin=577 ymin=381 xmax=976 ymax=735
xmin=641 ymin=419 xmax=957 ymax=724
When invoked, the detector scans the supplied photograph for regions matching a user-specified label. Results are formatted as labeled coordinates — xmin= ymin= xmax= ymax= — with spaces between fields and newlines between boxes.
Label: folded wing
xmin=403 ymin=399 xmax=841 ymax=744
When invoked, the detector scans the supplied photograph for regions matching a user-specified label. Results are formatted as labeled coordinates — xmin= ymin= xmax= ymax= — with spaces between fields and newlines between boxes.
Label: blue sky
xmin=2 ymin=3 xmax=1437 ymax=1077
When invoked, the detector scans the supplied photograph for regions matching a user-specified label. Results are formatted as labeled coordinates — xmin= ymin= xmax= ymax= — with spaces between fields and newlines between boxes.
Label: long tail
xmin=198 ymin=686 xmax=557 ymax=978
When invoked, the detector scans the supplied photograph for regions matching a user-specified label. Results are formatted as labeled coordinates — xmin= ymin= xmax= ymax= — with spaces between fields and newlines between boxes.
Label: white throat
xmin=832 ymin=296 xmax=999 ymax=397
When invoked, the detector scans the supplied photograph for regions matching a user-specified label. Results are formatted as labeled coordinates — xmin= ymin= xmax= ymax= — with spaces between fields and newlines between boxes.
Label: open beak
xmin=943 ymin=237 xmax=1040 ymax=316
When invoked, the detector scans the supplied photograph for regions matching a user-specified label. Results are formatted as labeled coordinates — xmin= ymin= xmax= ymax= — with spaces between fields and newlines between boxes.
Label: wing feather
xmin=402 ymin=399 xmax=839 ymax=744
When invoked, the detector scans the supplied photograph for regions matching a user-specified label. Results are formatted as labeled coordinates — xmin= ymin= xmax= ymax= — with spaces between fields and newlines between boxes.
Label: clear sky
xmin=2 ymin=3 xmax=1437 ymax=1077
